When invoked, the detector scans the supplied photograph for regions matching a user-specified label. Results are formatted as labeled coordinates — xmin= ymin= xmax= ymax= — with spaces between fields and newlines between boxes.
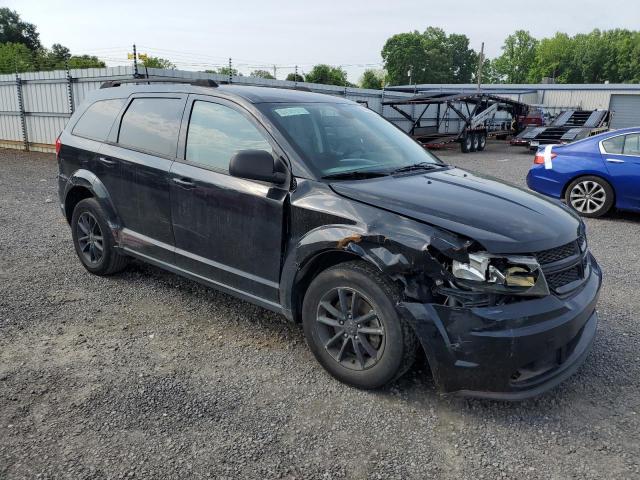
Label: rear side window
xmin=72 ymin=99 xmax=126 ymax=141
xmin=623 ymin=134 xmax=640 ymax=156
xmin=185 ymin=101 xmax=271 ymax=171
xmin=602 ymin=135 xmax=624 ymax=154
xmin=118 ymin=98 xmax=183 ymax=157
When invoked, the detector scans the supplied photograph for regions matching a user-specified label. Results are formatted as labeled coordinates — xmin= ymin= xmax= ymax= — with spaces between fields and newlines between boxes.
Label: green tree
xmin=207 ymin=66 xmax=242 ymax=77
xmin=381 ymin=28 xmax=477 ymax=85
xmin=527 ymin=32 xmax=573 ymax=83
xmin=142 ymin=56 xmax=175 ymax=69
xmin=0 ymin=42 xmax=36 ymax=73
xmin=66 ymin=55 xmax=106 ymax=69
xmin=304 ymin=64 xmax=349 ymax=86
xmin=447 ymin=33 xmax=476 ymax=83
xmin=249 ymin=69 xmax=275 ymax=79
xmin=0 ymin=8 xmax=41 ymax=51
xmin=493 ymin=30 xmax=538 ymax=83
xmin=285 ymin=72 xmax=304 ymax=82
xmin=381 ymin=31 xmax=429 ymax=85
xmin=360 ymin=69 xmax=385 ymax=89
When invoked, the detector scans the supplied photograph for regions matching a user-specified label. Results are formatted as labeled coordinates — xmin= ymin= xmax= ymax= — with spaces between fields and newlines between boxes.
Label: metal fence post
xmin=15 ymin=74 xmax=29 ymax=151
xmin=66 ymin=63 xmax=75 ymax=114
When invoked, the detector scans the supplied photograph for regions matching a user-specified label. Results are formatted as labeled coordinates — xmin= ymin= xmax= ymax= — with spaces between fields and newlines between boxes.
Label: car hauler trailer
xmin=511 ymin=109 xmax=611 ymax=150
xmin=383 ymin=92 xmax=531 ymax=153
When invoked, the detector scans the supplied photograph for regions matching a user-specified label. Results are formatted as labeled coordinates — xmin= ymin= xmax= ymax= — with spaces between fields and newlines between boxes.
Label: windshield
xmin=259 ymin=102 xmax=442 ymax=178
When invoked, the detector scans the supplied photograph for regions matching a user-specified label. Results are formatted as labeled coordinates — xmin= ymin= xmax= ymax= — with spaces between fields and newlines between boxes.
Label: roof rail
xmin=100 ymin=77 xmax=218 ymax=89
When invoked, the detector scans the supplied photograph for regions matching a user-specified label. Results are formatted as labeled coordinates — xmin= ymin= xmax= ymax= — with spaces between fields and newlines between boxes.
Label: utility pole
xmin=476 ymin=42 xmax=485 ymax=92
xmin=408 ymin=65 xmax=413 ymax=85
xmin=273 ymin=65 xmax=277 ymax=80
xmin=294 ymin=65 xmax=299 ymax=86
xmin=228 ymin=57 xmax=233 ymax=83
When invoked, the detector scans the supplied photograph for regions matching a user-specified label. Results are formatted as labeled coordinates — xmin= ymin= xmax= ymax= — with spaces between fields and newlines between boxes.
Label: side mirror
xmin=229 ymin=150 xmax=287 ymax=184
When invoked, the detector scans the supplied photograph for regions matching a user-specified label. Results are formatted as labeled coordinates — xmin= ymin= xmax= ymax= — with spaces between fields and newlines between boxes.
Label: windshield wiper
xmin=390 ymin=162 xmax=446 ymax=174
xmin=321 ymin=170 xmax=389 ymax=180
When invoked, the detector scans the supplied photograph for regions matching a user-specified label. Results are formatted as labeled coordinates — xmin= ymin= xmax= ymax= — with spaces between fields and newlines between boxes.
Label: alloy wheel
xmin=569 ymin=180 xmax=606 ymax=214
xmin=316 ymin=287 xmax=385 ymax=371
xmin=76 ymin=211 xmax=104 ymax=265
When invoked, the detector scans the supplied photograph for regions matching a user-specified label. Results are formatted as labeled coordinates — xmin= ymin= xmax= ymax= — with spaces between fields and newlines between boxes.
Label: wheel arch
xmin=63 ymin=169 xmax=122 ymax=231
xmin=289 ymin=249 xmax=378 ymax=323
xmin=561 ymin=172 xmax=616 ymax=205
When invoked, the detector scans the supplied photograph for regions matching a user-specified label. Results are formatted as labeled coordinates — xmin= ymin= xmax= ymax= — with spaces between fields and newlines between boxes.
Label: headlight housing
xmin=451 ymin=252 xmax=549 ymax=296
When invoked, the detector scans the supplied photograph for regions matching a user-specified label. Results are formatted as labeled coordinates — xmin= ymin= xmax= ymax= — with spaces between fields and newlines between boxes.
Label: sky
xmin=7 ymin=0 xmax=640 ymax=82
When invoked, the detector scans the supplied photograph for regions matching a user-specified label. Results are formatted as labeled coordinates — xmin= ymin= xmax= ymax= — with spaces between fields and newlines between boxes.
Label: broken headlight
xmin=451 ymin=252 xmax=549 ymax=296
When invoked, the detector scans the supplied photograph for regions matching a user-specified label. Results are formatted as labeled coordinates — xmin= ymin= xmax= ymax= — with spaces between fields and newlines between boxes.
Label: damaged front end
xmin=285 ymin=180 xmax=601 ymax=400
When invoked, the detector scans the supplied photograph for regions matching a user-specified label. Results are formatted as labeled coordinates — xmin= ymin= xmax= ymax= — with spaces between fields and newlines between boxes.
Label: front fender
xmin=62 ymin=169 xmax=122 ymax=232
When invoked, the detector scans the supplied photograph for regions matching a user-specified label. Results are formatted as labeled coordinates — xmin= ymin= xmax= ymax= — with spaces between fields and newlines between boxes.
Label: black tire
xmin=461 ymin=133 xmax=473 ymax=153
xmin=564 ymin=176 xmax=615 ymax=218
xmin=470 ymin=133 xmax=479 ymax=152
xmin=302 ymin=261 xmax=418 ymax=389
xmin=71 ymin=198 xmax=129 ymax=275
xmin=477 ymin=133 xmax=487 ymax=151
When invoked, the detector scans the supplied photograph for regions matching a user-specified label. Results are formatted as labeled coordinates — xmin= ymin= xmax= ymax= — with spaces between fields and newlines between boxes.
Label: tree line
xmin=3 ymin=8 xmax=640 ymax=87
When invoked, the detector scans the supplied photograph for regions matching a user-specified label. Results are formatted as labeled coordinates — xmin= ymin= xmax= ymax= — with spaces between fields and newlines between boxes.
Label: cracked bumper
xmin=399 ymin=254 xmax=602 ymax=400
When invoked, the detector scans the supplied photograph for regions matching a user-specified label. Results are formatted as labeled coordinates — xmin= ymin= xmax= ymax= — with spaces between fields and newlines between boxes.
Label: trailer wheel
xmin=461 ymin=133 xmax=473 ymax=153
xmin=470 ymin=133 xmax=479 ymax=152
xmin=477 ymin=133 xmax=487 ymax=151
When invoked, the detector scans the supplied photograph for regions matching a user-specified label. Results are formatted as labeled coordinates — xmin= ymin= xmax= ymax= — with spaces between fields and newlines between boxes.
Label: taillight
xmin=534 ymin=152 xmax=556 ymax=164
xmin=55 ymin=136 xmax=61 ymax=156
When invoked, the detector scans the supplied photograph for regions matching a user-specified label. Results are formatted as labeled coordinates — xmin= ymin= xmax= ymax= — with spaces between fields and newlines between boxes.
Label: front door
xmin=601 ymin=132 xmax=640 ymax=209
xmin=169 ymin=96 xmax=288 ymax=304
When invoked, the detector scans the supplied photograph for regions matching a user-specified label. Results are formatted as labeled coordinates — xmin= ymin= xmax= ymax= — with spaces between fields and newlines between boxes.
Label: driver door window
xmin=186 ymin=101 xmax=272 ymax=171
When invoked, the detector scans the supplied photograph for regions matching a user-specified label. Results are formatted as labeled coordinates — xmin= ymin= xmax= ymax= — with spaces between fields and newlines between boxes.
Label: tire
xmin=71 ymin=198 xmax=129 ymax=275
xmin=477 ymin=133 xmax=487 ymax=151
xmin=470 ymin=133 xmax=479 ymax=152
xmin=302 ymin=261 xmax=418 ymax=389
xmin=461 ymin=133 xmax=473 ymax=153
xmin=564 ymin=176 xmax=615 ymax=218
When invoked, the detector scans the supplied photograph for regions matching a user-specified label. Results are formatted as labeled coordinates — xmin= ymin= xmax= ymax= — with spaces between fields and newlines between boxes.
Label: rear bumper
xmin=399 ymin=254 xmax=602 ymax=400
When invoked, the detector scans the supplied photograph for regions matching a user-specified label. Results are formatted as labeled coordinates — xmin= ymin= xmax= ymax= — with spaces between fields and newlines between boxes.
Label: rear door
xmin=169 ymin=95 xmax=288 ymax=304
xmin=100 ymin=94 xmax=187 ymax=263
xmin=600 ymin=133 xmax=640 ymax=209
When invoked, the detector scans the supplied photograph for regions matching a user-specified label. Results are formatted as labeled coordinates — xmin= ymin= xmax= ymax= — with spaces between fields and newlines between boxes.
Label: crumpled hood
xmin=330 ymin=167 xmax=581 ymax=253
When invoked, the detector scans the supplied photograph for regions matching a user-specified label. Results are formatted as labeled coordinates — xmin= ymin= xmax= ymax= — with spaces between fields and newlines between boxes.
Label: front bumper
xmin=398 ymin=254 xmax=602 ymax=400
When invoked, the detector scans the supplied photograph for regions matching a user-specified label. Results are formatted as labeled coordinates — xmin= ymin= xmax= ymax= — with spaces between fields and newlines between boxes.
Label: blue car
xmin=527 ymin=127 xmax=640 ymax=217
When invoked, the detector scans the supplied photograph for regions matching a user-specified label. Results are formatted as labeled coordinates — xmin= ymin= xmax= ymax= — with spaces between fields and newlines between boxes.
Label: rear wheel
xmin=302 ymin=261 xmax=417 ymax=389
xmin=477 ymin=133 xmax=487 ymax=151
xmin=461 ymin=133 xmax=473 ymax=153
xmin=564 ymin=176 xmax=614 ymax=218
xmin=470 ymin=133 xmax=479 ymax=152
xmin=71 ymin=198 xmax=129 ymax=275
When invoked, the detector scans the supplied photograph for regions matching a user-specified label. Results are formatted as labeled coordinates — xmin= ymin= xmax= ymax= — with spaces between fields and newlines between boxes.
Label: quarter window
xmin=602 ymin=135 xmax=624 ymax=154
xmin=185 ymin=101 xmax=272 ymax=171
xmin=72 ymin=98 xmax=126 ymax=141
xmin=623 ymin=134 xmax=640 ymax=156
xmin=118 ymin=98 xmax=183 ymax=157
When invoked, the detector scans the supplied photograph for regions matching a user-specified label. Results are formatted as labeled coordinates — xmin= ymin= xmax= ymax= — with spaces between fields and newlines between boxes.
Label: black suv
xmin=57 ymin=79 xmax=602 ymax=399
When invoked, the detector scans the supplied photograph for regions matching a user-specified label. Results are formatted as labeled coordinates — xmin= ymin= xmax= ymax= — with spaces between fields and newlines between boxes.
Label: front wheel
xmin=564 ymin=176 xmax=614 ymax=218
xmin=302 ymin=261 xmax=417 ymax=389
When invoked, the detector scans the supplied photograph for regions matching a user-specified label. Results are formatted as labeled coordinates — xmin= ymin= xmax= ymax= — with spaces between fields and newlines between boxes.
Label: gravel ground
xmin=0 ymin=142 xmax=639 ymax=479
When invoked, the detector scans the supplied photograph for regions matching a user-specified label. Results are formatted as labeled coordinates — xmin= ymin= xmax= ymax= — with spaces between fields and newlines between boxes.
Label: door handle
xmin=172 ymin=177 xmax=196 ymax=188
xmin=606 ymin=158 xmax=625 ymax=163
xmin=98 ymin=156 xmax=116 ymax=166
